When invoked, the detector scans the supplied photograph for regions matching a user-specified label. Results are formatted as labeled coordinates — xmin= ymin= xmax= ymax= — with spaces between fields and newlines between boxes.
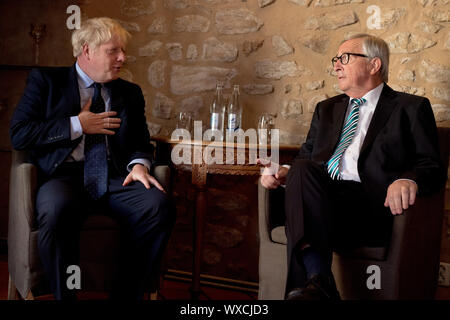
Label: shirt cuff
xmin=127 ymin=159 xmax=151 ymax=173
xmin=394 ymin=178 xmax=418 ymax=192
xmin=280 ymin=164 xmax=290 ymax=188
xmin=70 ymin=116 xmax=83 ymax=140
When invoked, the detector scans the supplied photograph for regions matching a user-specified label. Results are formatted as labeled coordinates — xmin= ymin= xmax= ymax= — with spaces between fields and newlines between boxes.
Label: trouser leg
xmin=107 ymin=176 xmax=176 ymax=300
xmin=284 ymin=159 xmax=333 ymax=292
xmin=283 ymin=159 xmax=393 ymax=294
xmin=35 ymin=175 xmax=88 ymax=300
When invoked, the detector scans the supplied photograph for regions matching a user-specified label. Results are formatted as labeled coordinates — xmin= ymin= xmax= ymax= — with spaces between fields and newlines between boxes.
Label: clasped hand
xmin=78 ymin=99 xmax=121 ymax=135
xmin=257 ymin=159 xmax=289 ymax=189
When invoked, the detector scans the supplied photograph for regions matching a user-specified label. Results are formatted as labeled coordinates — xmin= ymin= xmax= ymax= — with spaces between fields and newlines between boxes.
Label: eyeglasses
xmin=331 ymin=52 xmax=368 ymax=67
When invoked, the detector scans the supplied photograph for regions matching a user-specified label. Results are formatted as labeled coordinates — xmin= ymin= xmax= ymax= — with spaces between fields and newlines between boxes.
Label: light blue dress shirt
xmin=67 ymin=63 xmax=151 ymax=172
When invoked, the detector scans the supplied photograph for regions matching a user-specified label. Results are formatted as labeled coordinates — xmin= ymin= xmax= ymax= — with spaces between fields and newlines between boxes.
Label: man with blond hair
xmin=260 ymin=34 xmax=445 ymax=300
xmin=10 ymin=17 xmax=175 ymax=300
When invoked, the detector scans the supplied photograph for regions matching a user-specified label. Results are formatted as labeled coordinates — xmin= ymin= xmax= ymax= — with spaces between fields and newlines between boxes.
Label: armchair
xmin=7 ymin=150 xmax=171 ymax=300
xmin=258 ymin=127 xmax=450 ymax=300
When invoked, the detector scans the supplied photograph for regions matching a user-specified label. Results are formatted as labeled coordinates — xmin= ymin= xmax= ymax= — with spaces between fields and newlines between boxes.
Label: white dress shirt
xmin=67 ymin=63 xmax=150 ymax=172
xmin=339 ymin=83 xmax=384 ymax=182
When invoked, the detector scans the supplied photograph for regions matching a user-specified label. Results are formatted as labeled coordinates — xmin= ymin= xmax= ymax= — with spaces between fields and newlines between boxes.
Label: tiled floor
xmin=0 ymin=254 xmax=257 ymax=300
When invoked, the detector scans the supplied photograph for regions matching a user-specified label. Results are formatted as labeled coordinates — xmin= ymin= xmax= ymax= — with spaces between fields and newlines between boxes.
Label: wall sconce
xmin=29 ymin=24 xmax=46 ymax=65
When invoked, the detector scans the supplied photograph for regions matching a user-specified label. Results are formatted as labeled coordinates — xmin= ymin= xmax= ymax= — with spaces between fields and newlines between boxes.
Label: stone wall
xmin=0 ymin=0 xmax=448 ymax=144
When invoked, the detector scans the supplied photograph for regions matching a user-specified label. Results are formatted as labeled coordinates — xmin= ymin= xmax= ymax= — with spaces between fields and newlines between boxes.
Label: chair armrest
xmin=387 ymin=190 xmax=445 ymax=295
xmin=258 ymin=178 xmax=272 ymax=243
xmin=258 ymin=179 xmax=288 ymax=243
xmin=389 ymin=190 xmax=444 ymax=258
xmin=153 ymin=165 xmax=171 ymax=194
xmin=8 ymin=150 xmax=38 ymax=298
xmin=8 ymin=150 xmax=37 ymax=231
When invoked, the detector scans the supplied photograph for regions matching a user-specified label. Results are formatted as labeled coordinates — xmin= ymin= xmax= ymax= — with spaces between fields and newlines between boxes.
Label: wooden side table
xmin=152 ymin=136 xmax=299 ymax=298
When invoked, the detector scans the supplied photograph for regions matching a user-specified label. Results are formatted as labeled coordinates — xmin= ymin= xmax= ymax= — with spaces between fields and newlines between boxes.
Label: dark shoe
xmin=286 ymin=287 xmax=308 ymax=300
xmin=286 ymin=274 xmax=340 ymax=301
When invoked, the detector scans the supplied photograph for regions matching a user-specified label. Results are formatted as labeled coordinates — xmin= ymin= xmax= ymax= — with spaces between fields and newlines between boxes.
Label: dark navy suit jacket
xmin=10 ymin=64 xmax=153 ymax=177
xmin=296 ymin=84 xmax=445 ymax=203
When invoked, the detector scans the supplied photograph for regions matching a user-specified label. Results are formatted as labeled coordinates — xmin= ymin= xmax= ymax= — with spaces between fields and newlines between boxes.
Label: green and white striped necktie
xmin=326 ymin=97 xmax=366 ymax=180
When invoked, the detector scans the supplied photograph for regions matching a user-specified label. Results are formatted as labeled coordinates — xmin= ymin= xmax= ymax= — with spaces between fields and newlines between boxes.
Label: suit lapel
xmin=360 ymin=84 xmax=397 ymax=156
xmin=60 ymin=65 xmax=83 ymax=152
xmin=104 ymin=79 xmax=125 ymax=169
xmin=106 ymin=79 xmax=125 ymax=112
xmin=66 ymin=64 xmax=81 ymax=115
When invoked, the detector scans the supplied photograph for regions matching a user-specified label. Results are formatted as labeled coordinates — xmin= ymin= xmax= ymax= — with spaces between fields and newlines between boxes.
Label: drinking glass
xmin=258 ymin=113 xmax=275 ymax=145
xmin=176 ymin=111 xmax=193 ymax=133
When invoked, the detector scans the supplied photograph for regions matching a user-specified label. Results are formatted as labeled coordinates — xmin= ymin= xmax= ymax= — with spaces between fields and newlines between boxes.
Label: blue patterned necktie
xmin=84 ymin=82 xmax=108 ymax=200
xmin=326 ymin=97 xmax=366 ymax=180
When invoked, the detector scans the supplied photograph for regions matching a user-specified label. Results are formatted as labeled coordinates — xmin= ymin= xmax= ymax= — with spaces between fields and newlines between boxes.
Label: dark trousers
xmin=284 ymin=159 xmax=392 ymax=293
xmin=35 ymin=162 xmax=175 ymax=300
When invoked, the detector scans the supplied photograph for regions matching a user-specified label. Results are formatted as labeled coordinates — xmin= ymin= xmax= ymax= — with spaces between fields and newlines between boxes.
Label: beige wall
xmin=1 ymin=0 xmax=449 ymax=144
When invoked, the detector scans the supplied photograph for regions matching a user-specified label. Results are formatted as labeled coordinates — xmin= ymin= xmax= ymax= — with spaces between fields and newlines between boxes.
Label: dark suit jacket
xmin=296 ymin=84 xmax=445 ymax=203
xmin=10 ymin=65 xmax=153 ymax=177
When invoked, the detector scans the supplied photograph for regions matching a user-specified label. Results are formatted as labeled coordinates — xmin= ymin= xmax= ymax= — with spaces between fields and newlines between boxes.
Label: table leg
xmin=191 ymin=185 xmax=206 ymax=299
xmin=190 ymin=163 xmax=207 ymax=299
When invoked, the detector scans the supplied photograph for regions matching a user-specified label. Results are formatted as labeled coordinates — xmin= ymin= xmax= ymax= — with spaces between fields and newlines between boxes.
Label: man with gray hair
xmin=260 ymin=34 xmax=445 ymax=300
xmin=10 ymin=17 xmax=175 ymax=300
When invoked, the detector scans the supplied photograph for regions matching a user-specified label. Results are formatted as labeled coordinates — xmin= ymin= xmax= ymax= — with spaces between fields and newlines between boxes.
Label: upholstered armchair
xmin=8 ymin=150 xmax=171 ymax=300
xmin=258 ymin=127 xmax=450 ymax=300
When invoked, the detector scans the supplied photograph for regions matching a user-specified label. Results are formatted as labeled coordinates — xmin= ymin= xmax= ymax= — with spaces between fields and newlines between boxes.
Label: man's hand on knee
xmin=122 ymin=164 xmax=165 ymax=193
xmin=384 ymin=179 xmax=418 ymax=215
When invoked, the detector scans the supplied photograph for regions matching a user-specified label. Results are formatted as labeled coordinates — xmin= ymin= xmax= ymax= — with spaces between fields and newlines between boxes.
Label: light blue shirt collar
xmin=75 ymin=62 xmax=95 ymax=89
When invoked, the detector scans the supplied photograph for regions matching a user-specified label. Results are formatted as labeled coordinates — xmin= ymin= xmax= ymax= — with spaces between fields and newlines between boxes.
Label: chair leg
xmin=7 ymin=274 xmax=19 ymax=300
xmin=8 ymin=274 xmax=35 ymax=300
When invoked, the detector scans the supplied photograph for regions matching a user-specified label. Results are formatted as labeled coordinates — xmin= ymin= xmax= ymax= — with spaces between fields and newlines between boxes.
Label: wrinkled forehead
xmin=337 ymin=38 xmax=364 ymax=55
